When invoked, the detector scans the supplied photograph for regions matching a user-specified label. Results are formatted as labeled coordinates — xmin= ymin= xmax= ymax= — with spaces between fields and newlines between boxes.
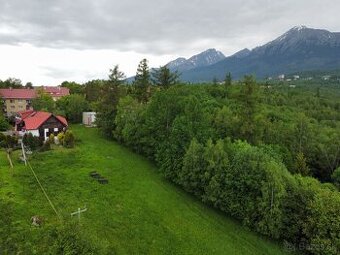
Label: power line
xmin=27 ymin=161 xmax=62 ymax=221
xmin=22 ymin=142 xmax=62 ymax=222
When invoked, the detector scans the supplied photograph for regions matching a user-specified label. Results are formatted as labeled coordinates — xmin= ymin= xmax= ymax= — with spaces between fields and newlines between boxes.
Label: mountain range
xmin=165 ymin=26 xmax=340 ymax=82
xmin=166 ymin=49 xmax=225 ymax=72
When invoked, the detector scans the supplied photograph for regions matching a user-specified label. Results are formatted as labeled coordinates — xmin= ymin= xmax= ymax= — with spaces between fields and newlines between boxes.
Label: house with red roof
xmin=16 ymin=110 xmax=68 ymax=140
xmin=39 ymin=86 xmax=70 ymax=101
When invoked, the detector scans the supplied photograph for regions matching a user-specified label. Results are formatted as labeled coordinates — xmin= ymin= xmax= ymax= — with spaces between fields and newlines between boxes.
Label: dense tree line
xmin=0 ymin=78 xmax=34 ymax=89
xmin=108 ymin=74 xmax=340 ymax=254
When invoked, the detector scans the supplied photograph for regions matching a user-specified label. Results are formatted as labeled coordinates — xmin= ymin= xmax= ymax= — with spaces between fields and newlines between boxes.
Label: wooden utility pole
xmin=21 ymin=141 xmax=27 ymax=166
xmin=6 ymin=149 xmax=13 ymax=168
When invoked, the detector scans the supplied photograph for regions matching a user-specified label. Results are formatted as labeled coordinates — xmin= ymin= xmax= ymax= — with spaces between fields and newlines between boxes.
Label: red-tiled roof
xmin=18 ymin=110 xmax=68 ymax=130
xmin=0 ymin=87 xmax=70 ymax=99
xmin=18 ymin=110 xmax=35 ymax=120
xmin=24 ymin=112 xmax=52 ymax=130
xmin=42 ymin=86 xmax=70 ymax=97
xmin=56 ymin=116 xmax=68 ymax=126
xmin=0 ymin=88 xmax=36 ymax=99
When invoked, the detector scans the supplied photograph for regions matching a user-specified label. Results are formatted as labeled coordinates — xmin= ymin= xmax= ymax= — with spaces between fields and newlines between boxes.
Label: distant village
xmin=267 ymin=73 xmax=340 ymax=82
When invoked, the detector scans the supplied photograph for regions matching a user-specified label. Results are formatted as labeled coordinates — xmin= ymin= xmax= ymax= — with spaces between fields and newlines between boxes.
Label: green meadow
xmin=0 ymin=125 xmax=290 ymax=254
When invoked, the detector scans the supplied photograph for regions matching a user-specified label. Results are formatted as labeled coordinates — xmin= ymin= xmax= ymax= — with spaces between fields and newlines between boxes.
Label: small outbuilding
xmin=16 ymin=110 xmax=68 ymax=140
xmin=83 ymin=112 xmax=96 ymax=126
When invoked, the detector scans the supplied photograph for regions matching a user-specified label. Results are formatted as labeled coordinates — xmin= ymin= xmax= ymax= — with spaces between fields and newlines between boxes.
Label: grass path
xmin=0 ymin=125 xmax=290 ymax=254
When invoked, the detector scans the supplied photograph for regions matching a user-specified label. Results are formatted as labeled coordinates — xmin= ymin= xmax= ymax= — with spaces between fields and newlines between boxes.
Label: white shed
xmin=83 ymin=112 xmax=96 ymax=126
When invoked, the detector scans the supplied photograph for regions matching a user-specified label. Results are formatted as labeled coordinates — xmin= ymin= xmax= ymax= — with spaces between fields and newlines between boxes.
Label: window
xmin=10 ymin=99 xmax=14 ymax=103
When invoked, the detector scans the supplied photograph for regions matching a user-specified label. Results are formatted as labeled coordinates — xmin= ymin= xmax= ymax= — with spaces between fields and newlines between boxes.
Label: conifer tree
xmin=151 ymin=65 xmax=179 ymax=89
xmin=96 ymin=65 xmax=125 ymax=138
xmin=224 ymin=72 xmax=232 ymax=88
xmin=134 ymin=59 xmax=151 ymax=103
xmin=294 ymin=152 xmax=310 ymax=176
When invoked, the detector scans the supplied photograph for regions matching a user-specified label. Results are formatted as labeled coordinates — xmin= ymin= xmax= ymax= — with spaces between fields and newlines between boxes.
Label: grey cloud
xmin=0 ymin=0 xmax=340 ymax=55
xmin=41 ymin=66 xmax=79 ymax=80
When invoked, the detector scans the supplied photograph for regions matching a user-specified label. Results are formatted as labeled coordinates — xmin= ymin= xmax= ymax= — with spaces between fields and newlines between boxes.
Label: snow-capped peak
xmin=166 ymin=49 xmax=225 ymax=72
xmin=292 ymin=25 xmax=308 ymax=31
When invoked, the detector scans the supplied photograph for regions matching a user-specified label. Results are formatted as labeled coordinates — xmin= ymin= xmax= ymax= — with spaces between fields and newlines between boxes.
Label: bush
xmin=48 ymin=222 xmax=96 ymax=255
xmin=57 ymin=132 xmax=65 ymax=145
xmin=49 ymin=134 xmax=55 ymax=145
xmin=332 ymin=167 xmax=340 ymax=188
xmin=40 ymin=139 xmax=51 ymax=151
xmin=0 ymin=135 xmax=18 ymax=148
xmin=22 ymin=133 xmax=42 ymax=150
xmin=0 ymin=133 xmax=6 ymax=147
xmin=63 ymin=130 xmax=75 ymax=148
xmin=0 ymin=115 xmax=9 ymax=131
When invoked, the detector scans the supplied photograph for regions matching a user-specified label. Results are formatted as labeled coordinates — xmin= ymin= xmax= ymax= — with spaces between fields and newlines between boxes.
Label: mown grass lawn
xmin=0 ymin=125 xmax=291 ymax=254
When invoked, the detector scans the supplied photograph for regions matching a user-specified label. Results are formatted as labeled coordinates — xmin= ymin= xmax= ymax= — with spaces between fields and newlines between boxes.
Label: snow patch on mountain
xmin=166 ymin=48 xmax=225 ymax=72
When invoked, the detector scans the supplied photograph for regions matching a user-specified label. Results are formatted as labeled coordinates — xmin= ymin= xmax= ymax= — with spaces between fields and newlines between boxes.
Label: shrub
xmin=0 ymin=133 xmax=6 ymax=147
xmin=48 ymin=222 xmax=96 ymax=255
xmin=332 ymin=167 xmax=340 ymax=188
xmin=57 ymin=132 xmax=65 ymax=145
xmin=40 ymin=139 xmax=51 ymax=151
xmin=0 ymin=135 xmax=18 ymax=148
xmin=49 ymin=134 xmax=55 ymax=145
xmin=22 ymin=133 xmax=42 ymax=150
xmin=63 ymin=130 xmax=75 ymax=148
xmin=0 ymin=115 xmax=9 ymax=131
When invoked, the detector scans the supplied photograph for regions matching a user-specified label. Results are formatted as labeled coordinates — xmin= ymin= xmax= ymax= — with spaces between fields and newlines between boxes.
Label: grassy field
xmin=0 ymin=125 xmax=291 ymax=254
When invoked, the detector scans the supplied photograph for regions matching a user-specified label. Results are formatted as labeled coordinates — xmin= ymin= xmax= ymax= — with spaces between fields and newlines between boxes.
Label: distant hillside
xmin=179 ymin=26 xmax=340 ymax=82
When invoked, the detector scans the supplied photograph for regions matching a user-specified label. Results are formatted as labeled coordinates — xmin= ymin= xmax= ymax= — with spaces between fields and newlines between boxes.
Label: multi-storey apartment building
xmin=0 ymin=88 xmax=35 ymax=116
xmin=0 ymin=86 xmax=70 ymax=117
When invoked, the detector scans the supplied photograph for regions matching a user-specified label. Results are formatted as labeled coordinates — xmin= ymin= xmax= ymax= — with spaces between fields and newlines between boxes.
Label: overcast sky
xmin=0 ymin=0 xmax=339 ymax=85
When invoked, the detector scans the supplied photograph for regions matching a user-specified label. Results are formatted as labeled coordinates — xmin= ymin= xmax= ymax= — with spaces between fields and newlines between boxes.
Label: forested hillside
xmin=94 ymin=67 xmax=340 ymax=255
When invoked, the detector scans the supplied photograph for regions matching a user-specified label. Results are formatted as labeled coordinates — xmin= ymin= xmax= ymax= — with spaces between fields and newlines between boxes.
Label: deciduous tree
xmin=56 ymin=94 xmax=89 ymax=123
xmin=32 ymin=88 xmax=55 ymax=112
